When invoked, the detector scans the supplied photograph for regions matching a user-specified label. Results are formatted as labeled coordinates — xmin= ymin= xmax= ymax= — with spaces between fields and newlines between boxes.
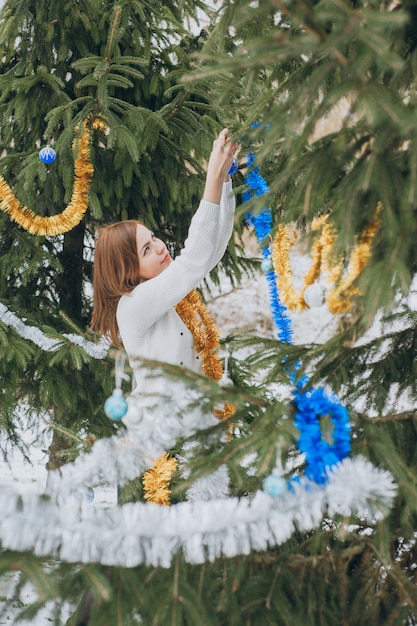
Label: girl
xmin=76 ymin=130 xmax=237 ymax=626
xmin=91 ymin=128 xmax=238 ymax=429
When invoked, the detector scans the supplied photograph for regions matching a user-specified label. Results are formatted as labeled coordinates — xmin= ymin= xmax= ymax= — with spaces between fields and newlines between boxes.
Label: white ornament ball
xmin=261 ymin=258 xmax=273 ymax=273
xmin=303 ymin=283 xmax=326 ymax=308
xmin=104 ymin=388 xmax=128 ymax=421
xmin=263 ymin=474 xmax=287 ymax=498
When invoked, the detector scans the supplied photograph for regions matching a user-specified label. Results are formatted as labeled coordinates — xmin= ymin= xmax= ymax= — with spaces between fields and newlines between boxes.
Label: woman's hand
xmin=203 ymin=129 xmax=239 ymax=204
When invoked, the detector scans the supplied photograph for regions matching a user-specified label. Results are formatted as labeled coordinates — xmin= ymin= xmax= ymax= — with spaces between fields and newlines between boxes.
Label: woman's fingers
xmin=215 ymin=128 xmax=239 ymax=154
xmin=213 ymin=128 xmax=228 ymax=148
xmin=229 ymin=140 xmax=239 ymax=155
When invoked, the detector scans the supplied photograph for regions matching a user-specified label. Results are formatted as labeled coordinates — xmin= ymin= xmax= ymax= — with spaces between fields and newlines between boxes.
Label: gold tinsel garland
xmin=175 ymin=289 xmax=236 ymax=422
xmin=175 ymin=289 xmax=223 ymax=381
xmin=143 ymin=289 xmax=235 ymax=505
xmin=0 ymin=118 xmax=104 ymax=236
xmin=272 ymin=225 xmax=309 ymax=312
xmin=142 ymin=452 xmax=178 ymax=506
xmin=325 ymin=205 xmax=382 ymax=314
xmin=272 ymin=206 xmax=381 ymax=315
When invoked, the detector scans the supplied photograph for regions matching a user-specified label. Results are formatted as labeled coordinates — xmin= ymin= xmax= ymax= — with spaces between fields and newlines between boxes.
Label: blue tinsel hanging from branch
xmin=242 ymin=129 xmax=351 ymax=487
xmin=243 ymin=159 xmax=294 ymax=345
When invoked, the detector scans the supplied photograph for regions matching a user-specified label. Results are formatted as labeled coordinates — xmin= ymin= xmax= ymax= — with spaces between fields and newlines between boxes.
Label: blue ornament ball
xmin=39 ymin=146 xmax=56 ymax=164
xmin=104 ymin=388 xmax=128 ymax=421
xmin=228 ymin=158 xmax=239 ymax=175
xmin=261 ymin=258 xmax=273 ymax=273
xmin=263 ymin=474 xmax=287 ymax=498
xmin=85 ymin=487 xmax=95 ymax=502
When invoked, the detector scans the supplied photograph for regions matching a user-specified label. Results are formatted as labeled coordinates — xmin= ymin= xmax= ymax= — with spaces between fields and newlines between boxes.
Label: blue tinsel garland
xmin=242 ymin=137 xmax=351 ymax=487
xmin=244 ymin=167 xmax=293 ymax=345
xmin=293 ymin=386 xmax=351 ymax=484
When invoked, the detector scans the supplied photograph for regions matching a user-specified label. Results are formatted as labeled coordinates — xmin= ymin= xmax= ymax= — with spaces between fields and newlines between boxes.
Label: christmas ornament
xmin=104 ymin=353 xmax=128 ymax=421
xmin=272 ymin=224 xmax=311 ymax=312
xmin=246 ymin=208 xmax=293 ymax=344
xmin=175 ymin=290 xmax=236 ymax=419
xmin=2 ymin=449 xmax=396 ymax=569
xmin=303 ymin=282 xmax=326 ymax=307
xmin=104 ymin=388 xmax=128 ymax=421
xmin=261 ymin=258 xmax=273 ymax=273
xmin=0 ymin=117 xmax=107 ymax=236
xmin=0 ymin=301 xmax=110 ymax=359
xmin=73 ymin=486 xmax=95 ymax=503
xmin=293 ymin=385 xmax=351 ymax=485
xmin=85 ymin=487 xmax=95 ymax=502
xmin=39 ymin=146 xmax=56 ymax=164
xmin=271 ymin=210 xmax=381 ymax=315
xmin=143 ymin=452 xmax=177 ymax=506
xmin=263 ymin=474 xmax=287 ymax=497
xmin=325 ymin=205 xmax=381 ymax=314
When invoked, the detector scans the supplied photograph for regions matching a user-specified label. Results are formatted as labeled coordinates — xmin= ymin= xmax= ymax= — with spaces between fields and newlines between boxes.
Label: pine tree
xmin=1 ymin=1 xmax=417 ymax=625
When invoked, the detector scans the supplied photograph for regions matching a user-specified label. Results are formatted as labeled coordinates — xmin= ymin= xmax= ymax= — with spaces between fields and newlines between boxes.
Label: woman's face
xmin=136 ymin=224 xmax=172 ymax=281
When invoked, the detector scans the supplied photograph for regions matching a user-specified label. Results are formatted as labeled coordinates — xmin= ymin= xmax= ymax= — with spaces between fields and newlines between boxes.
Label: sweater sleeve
xmin=117 ymin=181 xmax=235 ymax=334
xmin=210 ymin=180 xmax=235 ymax=266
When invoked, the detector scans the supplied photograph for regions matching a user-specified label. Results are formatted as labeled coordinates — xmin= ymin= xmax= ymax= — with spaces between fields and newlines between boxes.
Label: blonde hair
xmin=90 ymin=220 xmax=143 ymax=347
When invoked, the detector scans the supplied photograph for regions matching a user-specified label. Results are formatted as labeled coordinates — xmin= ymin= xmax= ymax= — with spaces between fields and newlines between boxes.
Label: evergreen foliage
xmin=0 ymin=0 xmax=417 ymax=624
xmin=186 ymin=0 xmax=417 ymax=623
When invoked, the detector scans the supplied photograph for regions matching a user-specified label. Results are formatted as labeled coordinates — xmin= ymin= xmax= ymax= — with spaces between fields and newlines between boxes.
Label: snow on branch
xmin=0 ymin=302 xmax=110 ymax=359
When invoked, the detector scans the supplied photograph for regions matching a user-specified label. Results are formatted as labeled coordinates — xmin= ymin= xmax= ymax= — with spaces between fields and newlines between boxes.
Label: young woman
xmin=91 ymin=129 xmax=238 ymax=428
xmin=75 ymin=130 xmax=237 ymax=626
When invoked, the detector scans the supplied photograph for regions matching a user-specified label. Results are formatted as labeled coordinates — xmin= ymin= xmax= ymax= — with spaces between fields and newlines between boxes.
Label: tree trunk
xmin=58 ymin=221 xmax=86 ymax=325
xmin=46 ymin=427 xmax=73 ymax=471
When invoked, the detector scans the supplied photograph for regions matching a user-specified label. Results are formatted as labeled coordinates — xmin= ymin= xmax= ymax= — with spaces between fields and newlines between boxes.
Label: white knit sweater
xmin=117 ymin=180 xmax=235 ymax=393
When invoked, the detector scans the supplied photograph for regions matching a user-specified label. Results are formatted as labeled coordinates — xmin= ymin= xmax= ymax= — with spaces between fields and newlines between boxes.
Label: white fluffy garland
xmin=0 ymin=455 xmax=396 ymax=568
xmin=0 ymin=302 xmax=397 ymax=568
xmin=24 ymin=378 xmax=396 ymax=568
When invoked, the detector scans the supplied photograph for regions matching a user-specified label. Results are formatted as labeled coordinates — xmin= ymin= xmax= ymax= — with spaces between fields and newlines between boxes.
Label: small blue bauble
xmin=228 ymin=158 xmax=239 ymax=175
xmin=104 ymin=388 xmax=128 ymax=421
xmin=39 ymin=146 xmax=56 ymax=164
xmin=263 ymin=474 xmax=287 ymax=498
xmin=85 ymin=487 xmax=95 ymax=502
xmin=261 ymin=258 xmax=273 ymax=273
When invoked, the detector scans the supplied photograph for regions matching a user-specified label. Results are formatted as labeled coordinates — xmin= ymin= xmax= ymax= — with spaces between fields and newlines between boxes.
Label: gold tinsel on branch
xmin=143 ymin=289 xmax=235 ymax=505
xmin=325 ymin=204 xmax=382 ymax=314
xmin=175 ymin=289 xmax=223 ymax=381
xmin=271 ymin=206 xmax=381 ymax=315
xmin=142 ymin=452 xmax=178 ymax=506
xmin=176 ymin=289 xmax=236 ymax=422
xmin=0 ymin=118 xmax=104 ymax=236
xmin=272 ymin=225 xmax=309 ymax=311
